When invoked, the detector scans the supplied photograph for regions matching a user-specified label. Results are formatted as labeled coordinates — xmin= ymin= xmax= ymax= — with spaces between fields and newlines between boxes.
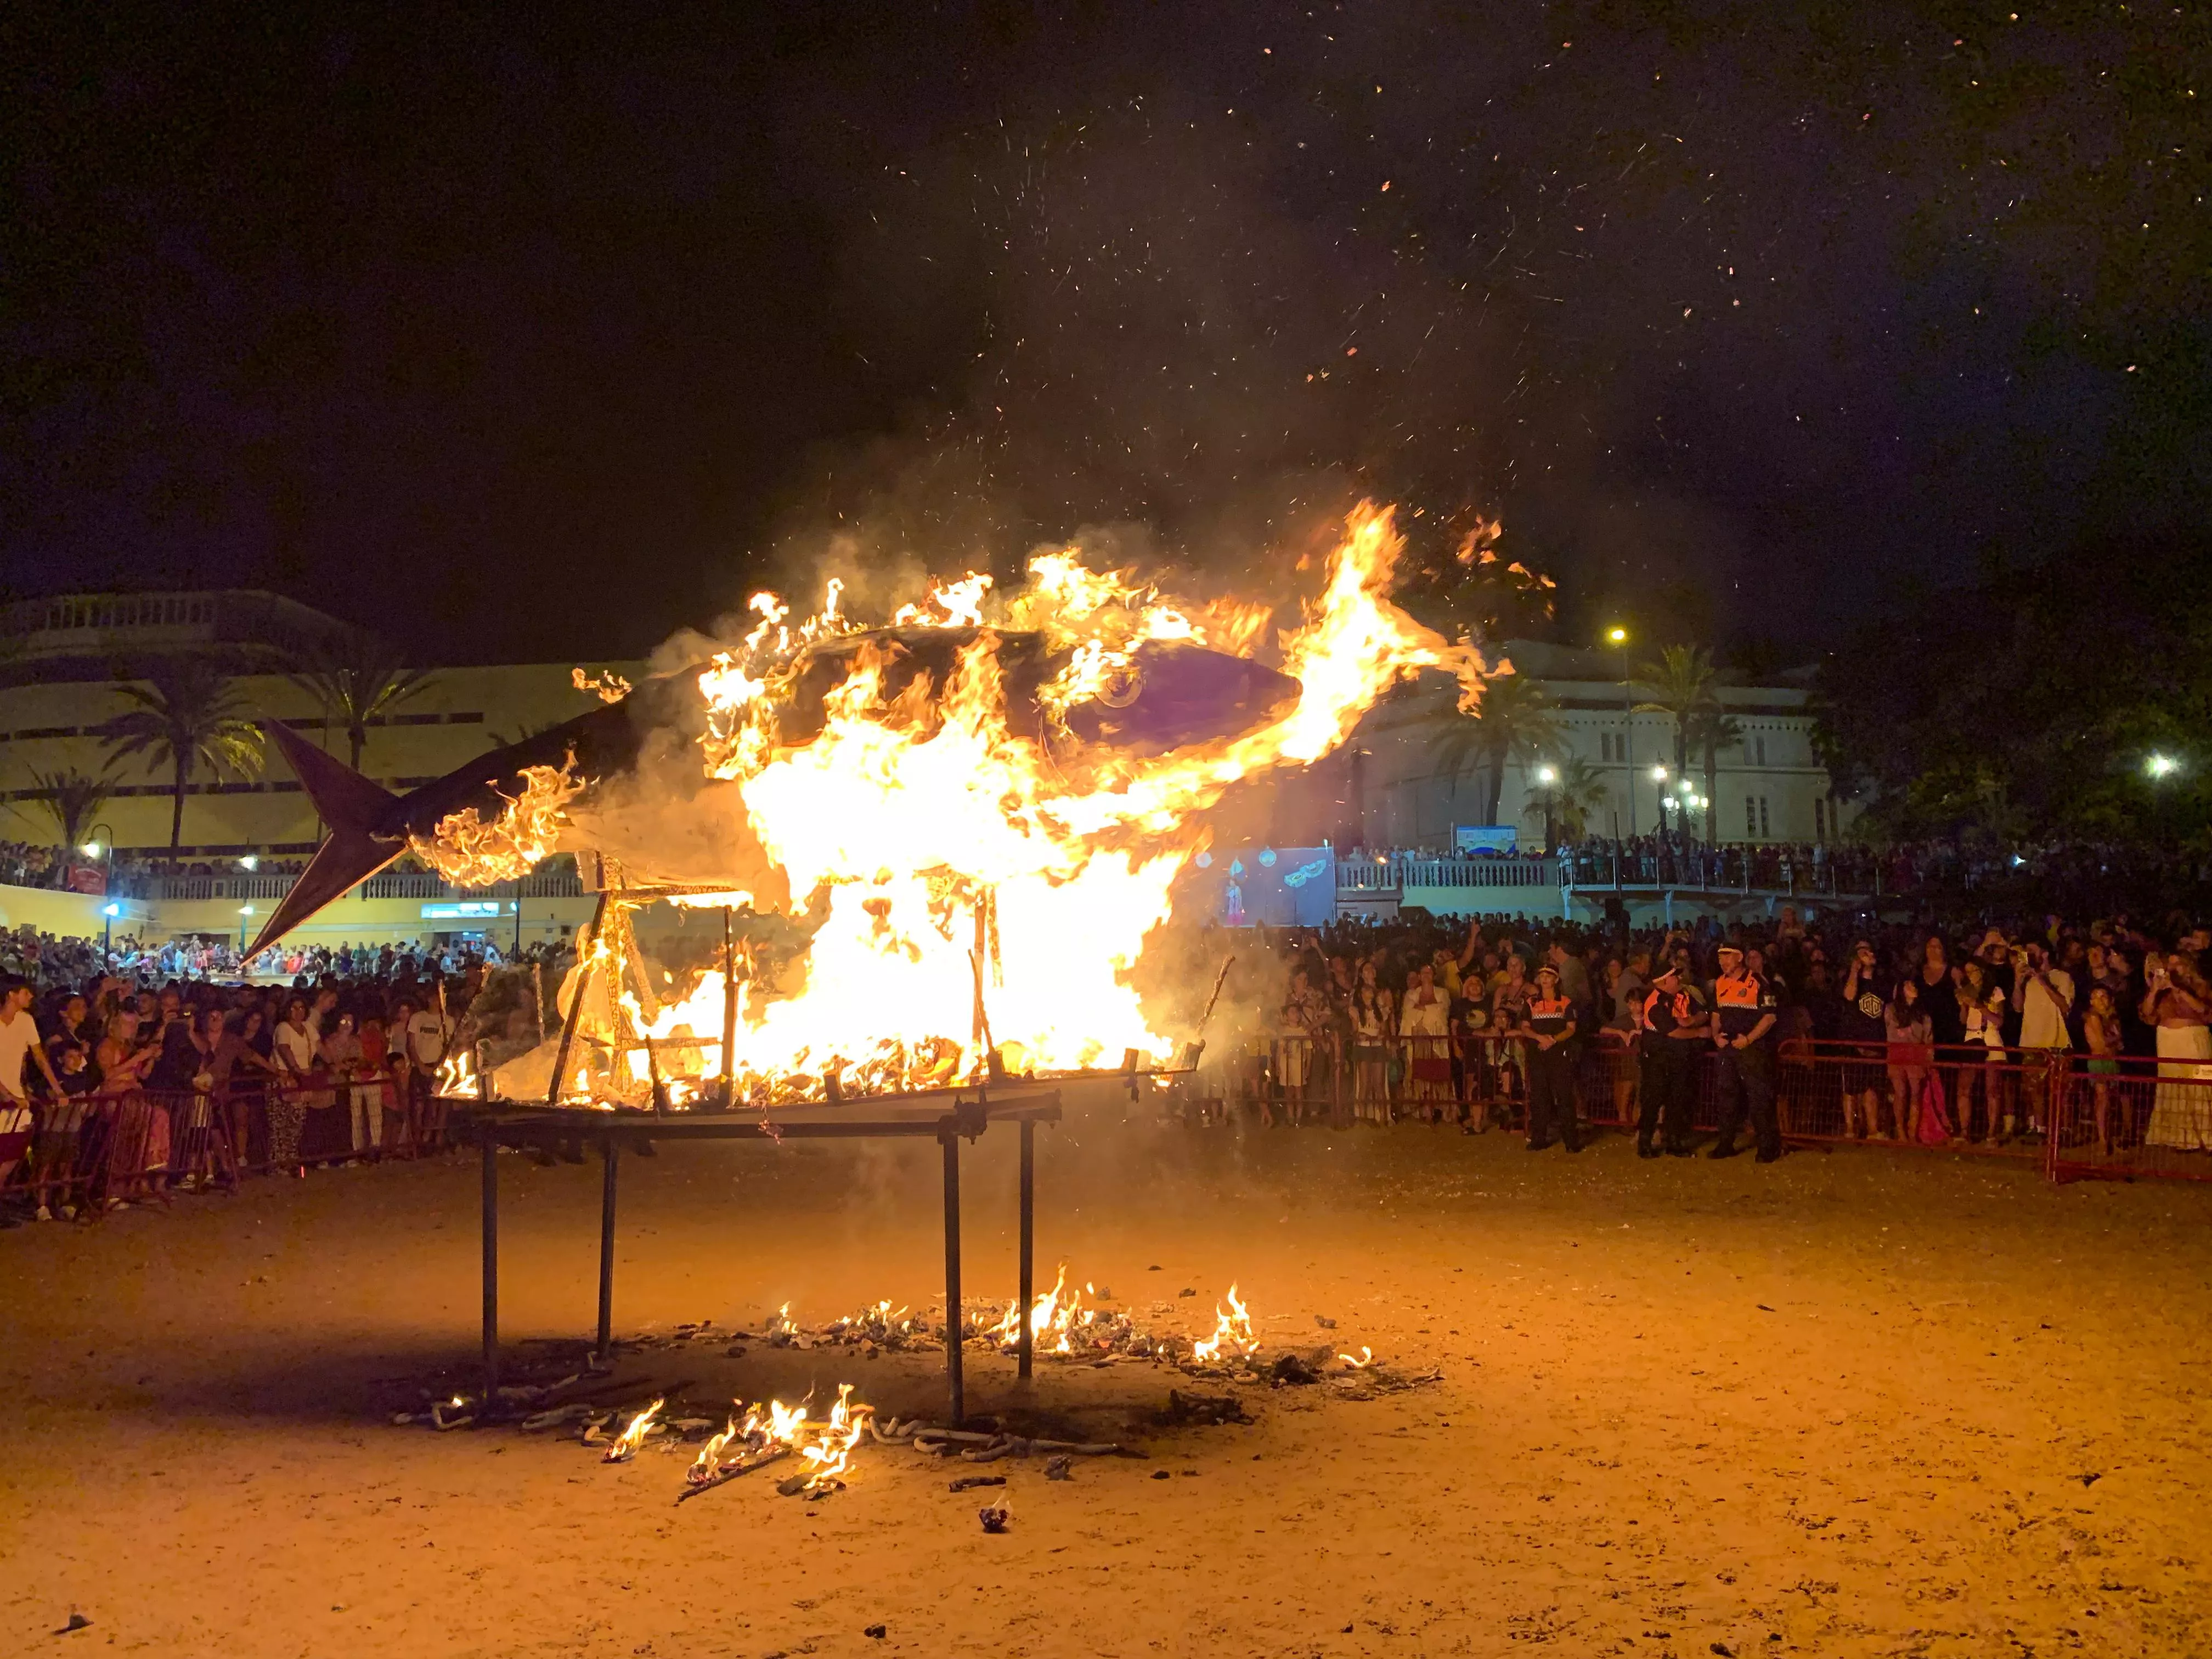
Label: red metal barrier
xmin=2046 ymin=1056 xmax=2212 ymax=1184
xmin=7 ymin=1075 xmax=420 ymax=1221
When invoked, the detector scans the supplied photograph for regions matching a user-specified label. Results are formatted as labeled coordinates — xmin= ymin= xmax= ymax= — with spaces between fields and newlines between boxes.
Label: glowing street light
xmin=1606 ymin=627 xmax=1636 ymax=833
xmin=240 ymin=854 xmax=259 ymax=871
xmin=1537 ymin=764 xmax=1558 ymax=785
xmin=2147 ymin=753 xmax=2181 ymax=780
xmin=80 ymin=840 xmax=102 ymax=859
xmin=238 ymin=904 xmax=254 ymax=952
xmin=1651 ymin=764 xmax=1669 ymax=782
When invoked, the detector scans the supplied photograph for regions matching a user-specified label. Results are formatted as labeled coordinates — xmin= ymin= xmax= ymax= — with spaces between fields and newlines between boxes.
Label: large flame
xmin=447 ymin=502 xmax=1480 ymax=1105
xmin=413 ymin=757 xmax=585 ymax=887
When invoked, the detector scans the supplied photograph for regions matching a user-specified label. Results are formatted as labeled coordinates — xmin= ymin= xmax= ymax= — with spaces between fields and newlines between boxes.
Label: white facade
xmin=1345 ymin=640 xmax=1851 ymax=853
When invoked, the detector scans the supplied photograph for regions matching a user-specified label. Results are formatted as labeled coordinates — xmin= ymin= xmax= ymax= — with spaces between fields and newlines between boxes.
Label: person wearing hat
xmin=1637 ymin=957 xmax=1709 ymax=1156
xmin=1516 ymin=961 xmax=1582 ymax=1152
xmin=1708 ymin=942 xmax=1782 ymax=1161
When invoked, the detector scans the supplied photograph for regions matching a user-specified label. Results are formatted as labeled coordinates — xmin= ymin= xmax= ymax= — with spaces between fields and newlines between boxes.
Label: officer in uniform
xmin=1517 ymin=961 xmax=1582 ymax=1152
xmin=1637 ymin=960 xmax=1709 ymax=1158
xmin=1708 ymin=942 xmax=1782 ymax=1161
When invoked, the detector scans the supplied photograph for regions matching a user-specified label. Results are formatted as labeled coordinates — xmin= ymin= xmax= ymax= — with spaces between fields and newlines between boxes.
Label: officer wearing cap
xmin=1636 ymin=958 xmax=1709 ymax=1157
xmin=1708 ymin=942 xmax=1782 ymax=1161
xmin=1516 ymin=961 xmax=1582 ymax=1152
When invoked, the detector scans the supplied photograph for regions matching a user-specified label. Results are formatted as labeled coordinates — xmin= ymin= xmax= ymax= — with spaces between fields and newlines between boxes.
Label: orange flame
xmin=613 ymin=503 xmax=1474 ymax=1104
xmin=985 ymin=1261 xmax=1102 ymax=1356
xmin=602 ymin=1396 xmax=664 ymax=1463
xmin=1191 ymin=1284 xmax=1259 ymax=1363
xmin=412 ymin=755 xmax=585 ymax=886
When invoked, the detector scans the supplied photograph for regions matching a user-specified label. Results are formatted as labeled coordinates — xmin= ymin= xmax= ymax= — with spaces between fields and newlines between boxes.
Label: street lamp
xmin=238 ymin=904 xmax=254 ymax=953
xmin=239 ymin=854 xmax=259 ymax=872
xmin=101 ymin=901 xmax=119 ymax=968
xmin=2147 ymin=752 xmax=2181 ymax=780
xmin=1606 ymin=628 xmax=1635 ymax=833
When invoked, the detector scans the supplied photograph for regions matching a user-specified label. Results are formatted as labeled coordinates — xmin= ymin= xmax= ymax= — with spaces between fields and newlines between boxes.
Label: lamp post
xmin=1650 ymin=764 xmax=1670 ymax=833
xmin=80 ymin=821 xmax=117 ymax=898
xmin=1607 ymin=628 xmax=1635 ymax=834
xmin=1535 ymin=763 xmax=1558 ymax=853
xmin=101 ymin=901 xmax=119 ymax=968
xmin=238 ymin=904 xmax=254 ymax=956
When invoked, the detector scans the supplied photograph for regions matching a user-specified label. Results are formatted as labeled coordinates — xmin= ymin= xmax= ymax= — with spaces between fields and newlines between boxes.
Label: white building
xmin=1343 ymin=640 xmax=1853 ymax=853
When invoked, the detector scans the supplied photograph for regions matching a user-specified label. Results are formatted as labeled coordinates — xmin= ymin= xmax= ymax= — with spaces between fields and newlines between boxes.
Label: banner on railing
xmin=1453 ymin=825 xmax=1518 ymax=854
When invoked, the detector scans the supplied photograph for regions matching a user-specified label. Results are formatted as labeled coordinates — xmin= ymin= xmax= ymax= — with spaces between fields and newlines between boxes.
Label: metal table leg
xmin=595 ymin=1135 xmax=619 ymax=1364
xmin=481 ymin=1122 xmax=500 ymax=1395
xmin=1016 ymin=1117 xmax=1035 ymax=1381
xmin=941 ymin=1126 xmax=964 ymax=1426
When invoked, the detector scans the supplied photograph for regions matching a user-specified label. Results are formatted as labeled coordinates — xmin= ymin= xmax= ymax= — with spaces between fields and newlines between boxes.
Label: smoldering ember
xmin=5 ymin=8 xmax=2212 ymax=1659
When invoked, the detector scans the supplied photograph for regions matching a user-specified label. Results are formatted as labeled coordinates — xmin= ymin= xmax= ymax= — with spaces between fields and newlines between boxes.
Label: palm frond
xmin=287 ymin=637 xmax=437 ymax=768
xmin=93 ymin=658 xmax=266 ymax=854
xmin=15 ymin=766 xmax=120 ymax=849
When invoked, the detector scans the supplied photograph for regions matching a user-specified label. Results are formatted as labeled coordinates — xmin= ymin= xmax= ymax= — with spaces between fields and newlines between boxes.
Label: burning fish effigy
xmin=254 ymin=503 xmax=1485 ymax=1105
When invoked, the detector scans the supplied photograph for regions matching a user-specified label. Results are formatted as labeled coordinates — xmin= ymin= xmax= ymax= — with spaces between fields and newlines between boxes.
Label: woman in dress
xmin=1350 ymin=961 xmax=1390 ymax=1125
xmin=1885 ymin=978 xmax=1942 ymax=1143
xmin=2141 ymin=953 xmax=2212 ymax=1152
xmin=211 ymin=1008 xmax=281 ymax=1170
xmin=1397 ymin=962 xmax=1454 ymax=1122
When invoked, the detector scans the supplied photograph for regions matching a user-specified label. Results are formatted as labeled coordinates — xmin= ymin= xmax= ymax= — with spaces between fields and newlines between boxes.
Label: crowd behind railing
xmin=1180 ymin=900 xmax=2212 ymax=1180
xmin=1340 ymin=835 xmax=2208 ymax=902
xmin=0 ymin=938 xmax=575 ymax=1224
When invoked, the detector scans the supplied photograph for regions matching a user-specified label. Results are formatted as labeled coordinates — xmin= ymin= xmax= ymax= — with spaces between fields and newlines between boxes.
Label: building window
xmin=1759 ymin=797 xmax=1770 ymax=838
xmin=1600 ymin=732 xmax=1613 ymax=763
xmin=1746 ymin=796 xmax=1758 ymax=839
xmin=1754 ymin=735 xmax=1768 ymax=766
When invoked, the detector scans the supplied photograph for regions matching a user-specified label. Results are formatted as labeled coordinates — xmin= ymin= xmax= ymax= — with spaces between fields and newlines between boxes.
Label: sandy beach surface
xmin=4 ymin=1104 xmax=2209 ymax=1658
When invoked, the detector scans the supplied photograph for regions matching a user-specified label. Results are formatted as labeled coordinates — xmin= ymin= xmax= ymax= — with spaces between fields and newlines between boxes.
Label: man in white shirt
xmin=405 ymin=1003 xmax=453 ymax=1069
xmin=0 ymin=975 xmax=66 ymax=1222
xmin=2015 ymin=941 xmax=2075 ymax=1137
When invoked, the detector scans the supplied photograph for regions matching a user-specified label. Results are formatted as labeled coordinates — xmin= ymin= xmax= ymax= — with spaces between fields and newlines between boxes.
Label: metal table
xmin=452 ymin=1086 xmax=1062 ymax=1426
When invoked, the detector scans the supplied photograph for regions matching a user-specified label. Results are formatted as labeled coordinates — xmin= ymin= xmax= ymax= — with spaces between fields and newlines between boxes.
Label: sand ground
xmin=4 ymin=1102 xmax=2210 ymax=1659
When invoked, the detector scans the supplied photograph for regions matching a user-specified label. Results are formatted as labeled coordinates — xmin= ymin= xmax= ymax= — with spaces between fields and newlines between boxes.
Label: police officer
xmin=1708 ymin=942 xmax=1782 ymax=1161
xmin=1517 ymin=961 xmax=1582 ymax=1152
xmin=1637 ymin=960 xmax=1709 ymax=1158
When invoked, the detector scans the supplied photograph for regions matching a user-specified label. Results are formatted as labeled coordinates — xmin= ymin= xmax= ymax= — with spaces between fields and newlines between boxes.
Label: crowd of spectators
xmin=1216 ymin=901 xmax=2212 ymax=1161
xmin=1551 ymin=835 xmax=1882 ymax=894
xmin=0 ymin=936 xmax=575 ymax=1226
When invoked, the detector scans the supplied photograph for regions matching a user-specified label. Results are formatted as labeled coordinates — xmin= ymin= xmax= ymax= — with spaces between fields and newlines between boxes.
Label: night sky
xmin=4 ymin=3 xmax=2205 ymax=664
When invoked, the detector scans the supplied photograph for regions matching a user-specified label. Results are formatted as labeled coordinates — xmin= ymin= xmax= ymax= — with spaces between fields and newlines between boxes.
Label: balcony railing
xmin=129 ymin=869 xmax=588 ymax=904
xmin=1336 ymin=854 xmax=1558 ymax=892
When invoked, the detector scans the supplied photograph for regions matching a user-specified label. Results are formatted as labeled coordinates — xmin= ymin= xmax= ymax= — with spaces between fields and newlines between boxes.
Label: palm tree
xmin=1523 ymin=754 xmax=1611 ymax=849
xmin=1688 ymin=706 xmax=1746 ymax=844
xmin=1634 ymin=645 xmax=1718 ymax=777
xmin=95 ymin=660 xmax=266 ymax=860
xmin=1429 ymin=672 xmax=1564 ymax=826
xmin=287 ymin=639 xmax=437 ymax=771
xmin=15 ymin=766 xmax=119 ymax=859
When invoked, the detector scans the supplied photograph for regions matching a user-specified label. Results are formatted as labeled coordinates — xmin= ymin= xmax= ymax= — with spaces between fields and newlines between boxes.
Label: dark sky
xmin=4 ymin=2 xmax=2205 ymax=663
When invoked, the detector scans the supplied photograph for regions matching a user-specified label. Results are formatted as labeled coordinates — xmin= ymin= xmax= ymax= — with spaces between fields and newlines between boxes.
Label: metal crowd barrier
xmin=1182 ymin=1032 xmax=2212 ymax=1188
xmin=13 ymin=1074 xmax=439 ymax=1221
